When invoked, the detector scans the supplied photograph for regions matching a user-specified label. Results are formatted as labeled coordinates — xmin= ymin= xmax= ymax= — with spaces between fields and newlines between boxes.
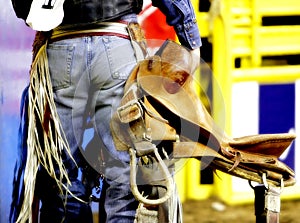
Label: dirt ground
xmin=93 ymin=198 xmax=300 ymax=222
xmin=182 ymin=198 xmax=300 ymax=223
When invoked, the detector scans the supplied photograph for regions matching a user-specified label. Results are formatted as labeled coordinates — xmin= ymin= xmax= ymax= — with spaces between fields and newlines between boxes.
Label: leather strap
xmin=127 ymin=22 xmax=148 ymax=61
xmin=252 ymin=182 xmax=282 ymax=223
xmin=265 ymin=187 xmax=281 ymax=223
xmin=50 ymin=22 xmax=130 ymax=41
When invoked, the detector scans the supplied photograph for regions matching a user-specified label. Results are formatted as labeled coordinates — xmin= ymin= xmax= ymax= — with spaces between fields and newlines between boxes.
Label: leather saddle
xmin=110 ymin=40 xmax=296 ymax=195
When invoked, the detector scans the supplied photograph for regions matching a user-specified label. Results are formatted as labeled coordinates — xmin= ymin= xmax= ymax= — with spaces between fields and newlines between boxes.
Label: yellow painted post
xmin=210 ymin=3 xmax=235 ymax=203
xmin=175 ymin=160 xmax=188 ymax=202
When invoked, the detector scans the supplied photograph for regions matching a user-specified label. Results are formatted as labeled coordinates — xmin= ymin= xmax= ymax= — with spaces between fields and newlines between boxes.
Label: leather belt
xmin=50 ymin=22 xmax=129 ymax=41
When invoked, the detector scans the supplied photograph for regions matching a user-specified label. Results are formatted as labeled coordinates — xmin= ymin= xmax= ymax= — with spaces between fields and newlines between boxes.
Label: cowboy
xmin=10 ymin=0 xmax=201 ymax=222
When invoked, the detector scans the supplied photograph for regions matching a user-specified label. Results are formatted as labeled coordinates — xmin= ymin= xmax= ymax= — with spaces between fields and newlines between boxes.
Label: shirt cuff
xmin=175 ymin=20 xmax=202 ymax=50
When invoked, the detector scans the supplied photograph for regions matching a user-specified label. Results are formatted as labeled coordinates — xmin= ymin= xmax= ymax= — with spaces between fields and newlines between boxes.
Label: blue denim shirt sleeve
xmin=151 ymin=0 xmax=202 ymax=49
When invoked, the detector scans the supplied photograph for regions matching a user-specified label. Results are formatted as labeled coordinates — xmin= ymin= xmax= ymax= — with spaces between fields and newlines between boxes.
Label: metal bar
xmin=232 ymin=65 xmax=300 ymax=84
xmin=253 ymin=184 xmax=268 ymax=223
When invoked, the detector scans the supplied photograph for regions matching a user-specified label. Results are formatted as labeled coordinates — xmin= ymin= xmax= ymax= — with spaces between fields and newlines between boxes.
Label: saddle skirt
xmin=110 ymin=40 xmax=296 ymax=187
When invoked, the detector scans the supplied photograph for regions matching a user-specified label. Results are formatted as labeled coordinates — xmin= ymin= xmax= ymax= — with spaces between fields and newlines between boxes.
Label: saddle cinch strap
xmin=110 ymin=40 xmax=296 ymax=199
xmin=111 ymin=81 xmax=176 ymax=206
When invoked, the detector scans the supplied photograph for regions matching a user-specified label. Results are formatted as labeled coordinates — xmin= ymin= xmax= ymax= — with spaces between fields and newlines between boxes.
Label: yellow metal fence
xmin=178 ymin=0 xmax=300 ymax=204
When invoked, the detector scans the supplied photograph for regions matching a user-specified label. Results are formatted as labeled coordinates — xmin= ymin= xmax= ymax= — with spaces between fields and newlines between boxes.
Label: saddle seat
xmin=110 ymin=40 xmax=296 ymax=188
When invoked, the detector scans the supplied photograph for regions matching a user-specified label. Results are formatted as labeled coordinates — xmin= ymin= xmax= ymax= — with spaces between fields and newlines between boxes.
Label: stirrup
xmin=129 ymin=146 xmax=174 ymax=205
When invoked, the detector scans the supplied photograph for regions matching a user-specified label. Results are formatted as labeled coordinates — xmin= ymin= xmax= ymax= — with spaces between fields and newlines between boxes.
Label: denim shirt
xmin=153 ymin=0 xmax=202 ymax=49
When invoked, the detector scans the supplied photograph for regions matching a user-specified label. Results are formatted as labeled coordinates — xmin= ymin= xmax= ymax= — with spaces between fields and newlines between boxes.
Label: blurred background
xmin=0 ymin=0 xmax=34 ymax=222
xmin=1 ymin=0 xmax=300 ymax=222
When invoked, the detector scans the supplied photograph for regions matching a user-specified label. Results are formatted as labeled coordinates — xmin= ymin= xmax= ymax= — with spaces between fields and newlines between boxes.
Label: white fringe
xmin=16 ymin=43 xmax=74 ymax=223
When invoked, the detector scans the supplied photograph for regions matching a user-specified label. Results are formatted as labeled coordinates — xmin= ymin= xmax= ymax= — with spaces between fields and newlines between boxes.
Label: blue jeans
xmin=40 ymin=34 xmax=139 ymax=222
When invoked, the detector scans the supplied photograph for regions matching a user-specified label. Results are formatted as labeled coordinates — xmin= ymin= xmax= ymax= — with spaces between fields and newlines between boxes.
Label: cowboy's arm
xmin=151 ymin=0 xmax=201 ymax=50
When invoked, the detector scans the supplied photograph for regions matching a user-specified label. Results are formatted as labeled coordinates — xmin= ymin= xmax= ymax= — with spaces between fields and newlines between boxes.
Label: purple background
xmin=0 ymin=1 xmax=34 ymax=222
